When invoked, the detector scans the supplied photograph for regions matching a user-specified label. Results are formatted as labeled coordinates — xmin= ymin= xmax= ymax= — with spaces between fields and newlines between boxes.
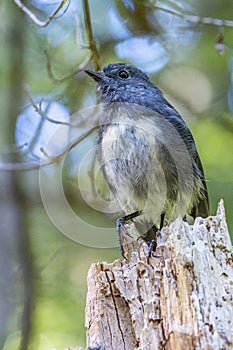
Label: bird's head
xmin=85 ymin=63 xmax=159 ymax=104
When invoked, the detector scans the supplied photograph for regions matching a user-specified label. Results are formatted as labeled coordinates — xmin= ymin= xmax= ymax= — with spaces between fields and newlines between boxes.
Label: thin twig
xmin=26 ymin=90 xmax=70 ymax=125
xmin=154 ymin=6 xmax=233 ymax=27
xmin=44 ymin=49 xmax=92 ymax=83
xmin=40 ymin=147 xmax=51 ymax=159
xmin=75 ymin=14 xmax=91 ymax=50
xmin=1 ymin=143 xmax=28 ymax=154
xmin=0 ymin=127 xmax=98 ymax=171
xmin=23 ymin=90 xmax=70 ymax=157
xmin=82 ymin=0 xmax=100 ymax=70
xmin=13 ymin=0 xmax=70 ymax=27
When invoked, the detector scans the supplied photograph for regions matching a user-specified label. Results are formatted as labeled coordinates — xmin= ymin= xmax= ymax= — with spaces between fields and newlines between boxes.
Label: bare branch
xmin=82 ymin=0 xmax=100 ymax=70
xmin=44 ymin=49 xmax=92 ymax=83
xmin=75 ymin=14 xmax=91 ymax=50
xmin=26 ymin=89 xmax=70 ymax=125
xmin=1 ymin=143 xmax=28 ymax=154
xmin=215 ymin=30 xmax=226 ymax=54
xmin=0 ymin=127 xmax=98 ymax=171
xmin=154 ymin=6 xmax=233 ymax=28
xmin=13 ymin=0 xmax=70 ymax=27
xmin=40 ymin=147 xmax=51 ymax=159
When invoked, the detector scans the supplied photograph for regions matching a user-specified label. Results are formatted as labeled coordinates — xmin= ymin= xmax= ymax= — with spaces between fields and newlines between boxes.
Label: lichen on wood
xmin=85 ymin=200 xmax=233 ymax=350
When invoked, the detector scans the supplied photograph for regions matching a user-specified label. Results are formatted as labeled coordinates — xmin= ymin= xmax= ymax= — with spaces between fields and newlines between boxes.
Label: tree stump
xmin=85 ymin=200 xmax=233 ymax=350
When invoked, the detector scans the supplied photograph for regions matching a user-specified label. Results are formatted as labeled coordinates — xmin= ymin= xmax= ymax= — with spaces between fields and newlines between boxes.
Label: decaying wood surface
xmin=85 ymin=200 xmax=233 ymax=350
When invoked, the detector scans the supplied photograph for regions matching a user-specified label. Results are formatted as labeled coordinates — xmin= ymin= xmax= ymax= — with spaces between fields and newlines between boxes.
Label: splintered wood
xmin=85 ymin=201 xmax=233 ymax=350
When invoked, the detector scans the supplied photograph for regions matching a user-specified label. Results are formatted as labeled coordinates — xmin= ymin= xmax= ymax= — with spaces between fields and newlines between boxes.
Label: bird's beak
xmin=85 ymin=69 xmax=102 ymax=82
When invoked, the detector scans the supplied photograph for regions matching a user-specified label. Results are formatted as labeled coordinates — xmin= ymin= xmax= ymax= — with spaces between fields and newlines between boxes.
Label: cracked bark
xmin=85 ymin=201 xmax=233 ymax=350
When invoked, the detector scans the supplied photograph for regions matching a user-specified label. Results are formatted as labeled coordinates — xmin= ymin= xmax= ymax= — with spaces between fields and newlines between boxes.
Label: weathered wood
xmin=85 ymin=200 xmax=233 ymax=350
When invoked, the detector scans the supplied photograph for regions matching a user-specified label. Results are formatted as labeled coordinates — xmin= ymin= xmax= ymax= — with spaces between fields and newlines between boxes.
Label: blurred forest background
xmin=0 ymin=0 xmax=233 ymax=349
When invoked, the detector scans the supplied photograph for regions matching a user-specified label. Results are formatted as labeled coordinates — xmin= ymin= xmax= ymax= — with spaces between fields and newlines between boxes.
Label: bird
xmin=85 ymin=63 xmax=209 ymax=257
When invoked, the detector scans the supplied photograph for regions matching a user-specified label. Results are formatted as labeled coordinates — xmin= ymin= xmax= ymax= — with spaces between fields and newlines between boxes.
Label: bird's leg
xmin=117 ymin=210 xmax=142 ymax=258
xmin=160 ymin=212 xmax=165 ymax=229
xmin=147 ymin=225 xmax=158 ymax=258
xmin=148 ymin=212 xmax=165 ymax=258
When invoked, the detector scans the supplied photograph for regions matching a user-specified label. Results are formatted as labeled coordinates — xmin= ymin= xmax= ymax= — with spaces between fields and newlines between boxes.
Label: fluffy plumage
xmin=86 ymin=63 xmax=209 ymax=245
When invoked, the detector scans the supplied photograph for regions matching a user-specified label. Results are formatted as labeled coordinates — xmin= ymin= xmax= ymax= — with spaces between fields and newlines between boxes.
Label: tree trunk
xmin=85 ymin=200 xmax=233 ymax=350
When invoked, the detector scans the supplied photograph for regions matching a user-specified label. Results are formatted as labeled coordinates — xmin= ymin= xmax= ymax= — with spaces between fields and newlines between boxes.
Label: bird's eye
xmin=117 ymin=69 xmax=130 ymax=79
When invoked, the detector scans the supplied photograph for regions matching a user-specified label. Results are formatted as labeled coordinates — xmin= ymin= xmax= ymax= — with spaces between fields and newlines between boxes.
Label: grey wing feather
xmin=191 ymin=153 xmax=210 ymax=218
xmin=165 ymin=114 xmax=210 ymax=218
